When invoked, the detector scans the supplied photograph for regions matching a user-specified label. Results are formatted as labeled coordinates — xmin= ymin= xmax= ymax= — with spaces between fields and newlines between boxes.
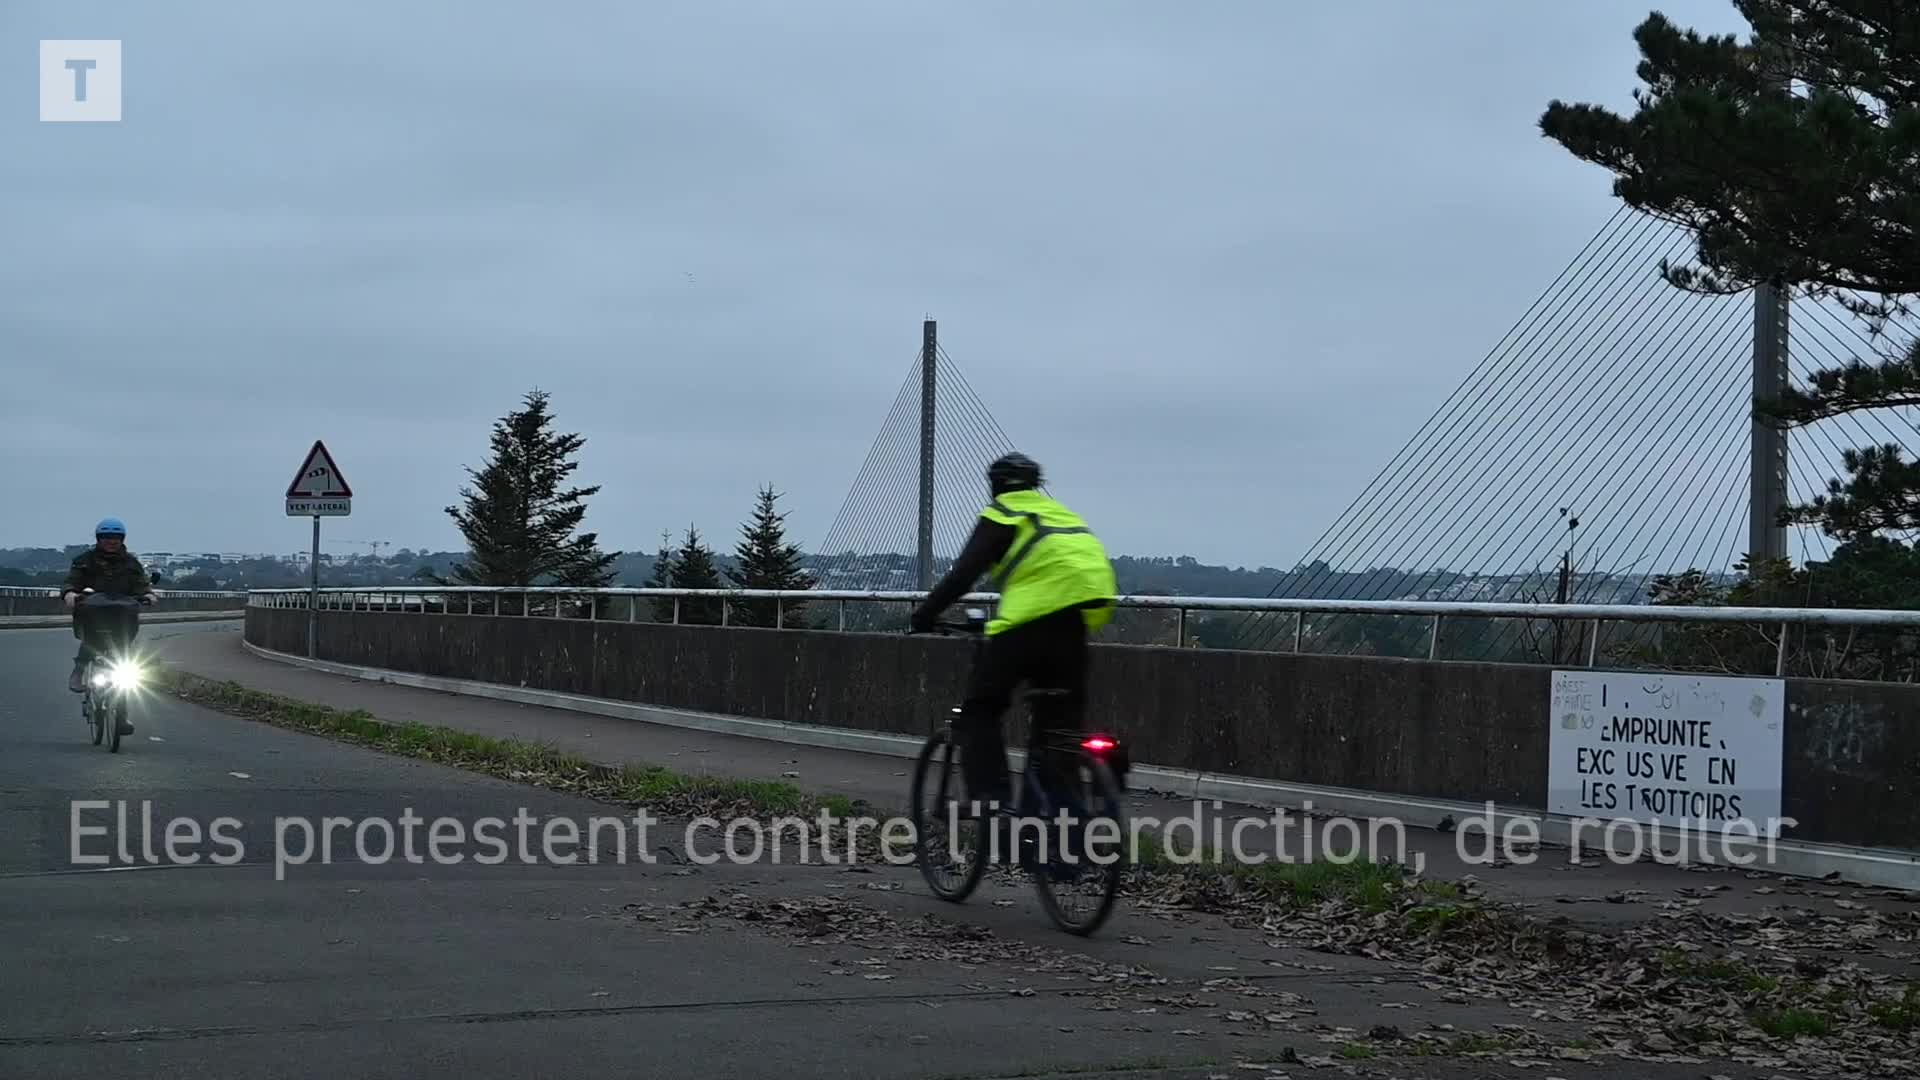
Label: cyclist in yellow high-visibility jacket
xmin=910 ymin=452 xmax=1117 ymax=811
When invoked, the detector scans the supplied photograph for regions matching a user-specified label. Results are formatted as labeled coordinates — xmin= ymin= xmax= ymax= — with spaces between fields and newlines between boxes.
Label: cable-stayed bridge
xmin=803 ymin=207 xmax=1920 ymax=657
xmin=809 ymin=321 xmax=1015 ymax=595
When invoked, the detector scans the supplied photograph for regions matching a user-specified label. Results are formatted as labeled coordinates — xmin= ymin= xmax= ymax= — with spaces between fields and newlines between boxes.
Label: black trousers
xmin=957 ymin=606 xmax=1089 ymax=807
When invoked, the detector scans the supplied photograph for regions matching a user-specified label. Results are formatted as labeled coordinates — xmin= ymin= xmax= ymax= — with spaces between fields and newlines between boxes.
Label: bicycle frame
xmin=909 ymin=608 xmax=1132 ymax=935
xmin=926 ymin=608 xmax=1129 ymax=815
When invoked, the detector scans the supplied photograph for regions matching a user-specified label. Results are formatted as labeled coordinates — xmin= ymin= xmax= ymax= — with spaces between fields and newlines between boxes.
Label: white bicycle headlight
xmin=90 ymin=671 xmax=110 ymax=688
xmin=108 ymin=662 xmax=144 ymax=690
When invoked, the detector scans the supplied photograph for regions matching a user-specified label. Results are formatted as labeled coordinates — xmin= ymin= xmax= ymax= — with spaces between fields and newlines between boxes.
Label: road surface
xmin=0 ymin=621 xmax=1907 ymax=1078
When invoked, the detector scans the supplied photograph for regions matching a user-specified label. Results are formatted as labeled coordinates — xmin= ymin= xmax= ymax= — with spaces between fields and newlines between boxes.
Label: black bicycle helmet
xmin=987 ymin=451 xmax=1042 ymax=493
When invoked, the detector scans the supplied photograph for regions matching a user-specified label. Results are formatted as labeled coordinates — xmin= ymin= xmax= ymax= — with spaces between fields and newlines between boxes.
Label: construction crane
xmin=335 ymin=539 xmax=391 ymax=559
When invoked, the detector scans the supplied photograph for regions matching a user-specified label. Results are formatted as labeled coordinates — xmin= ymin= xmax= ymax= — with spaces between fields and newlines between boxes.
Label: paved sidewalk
xmin=152 ymin=629 xmax=1920 ymax=935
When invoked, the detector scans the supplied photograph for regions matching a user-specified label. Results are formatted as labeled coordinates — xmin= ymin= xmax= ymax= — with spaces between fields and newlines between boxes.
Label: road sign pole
xmin=308 ymin=514 xmax=320 ymax=658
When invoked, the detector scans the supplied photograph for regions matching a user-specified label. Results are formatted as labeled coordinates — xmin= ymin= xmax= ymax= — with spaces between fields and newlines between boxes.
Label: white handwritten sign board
xmin=1549 ymin=670 xmax=1786 ymax=836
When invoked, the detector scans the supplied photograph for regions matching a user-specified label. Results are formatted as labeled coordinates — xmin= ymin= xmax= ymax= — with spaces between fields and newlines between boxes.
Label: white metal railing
xmin=1 ymin=586 xmax=247 ymax=599
xmin=244 ymin=585 xmax=1920 ymax=676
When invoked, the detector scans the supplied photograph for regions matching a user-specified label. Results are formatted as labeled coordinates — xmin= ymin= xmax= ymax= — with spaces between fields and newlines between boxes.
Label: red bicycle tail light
xmin=1082 ymin=736 xmax=1115 ymax=753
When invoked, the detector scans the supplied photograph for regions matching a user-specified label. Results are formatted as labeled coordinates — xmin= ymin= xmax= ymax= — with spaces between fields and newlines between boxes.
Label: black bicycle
xmin=74 ymin=590 xmax=150 ymax=753
xmin=905 ymin=608 xmax=1131 ymax=936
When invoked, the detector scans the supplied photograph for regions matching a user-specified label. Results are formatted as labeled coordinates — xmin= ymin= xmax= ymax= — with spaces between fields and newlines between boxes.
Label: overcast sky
xmin=4 ymin=1 xmax=1753 ymax=567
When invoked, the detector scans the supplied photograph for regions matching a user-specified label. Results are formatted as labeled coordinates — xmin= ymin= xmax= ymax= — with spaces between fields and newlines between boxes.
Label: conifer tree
xmin=725 ymin=485 xmax=813 ymax=627
xmin=642 ymin=530 xmax=675 ymax=622
xmin=668 ymin=525 xmax=723 ymax=624
xmin=442 ymin=389 xmax=619 ymax=586
xmin=1541 ymin=1 xmax=1920 ymax=540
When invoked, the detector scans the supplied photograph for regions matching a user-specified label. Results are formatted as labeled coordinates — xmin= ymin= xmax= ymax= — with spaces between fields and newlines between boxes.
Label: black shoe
xmin=116 ymin=717 xmax=134 ymax=735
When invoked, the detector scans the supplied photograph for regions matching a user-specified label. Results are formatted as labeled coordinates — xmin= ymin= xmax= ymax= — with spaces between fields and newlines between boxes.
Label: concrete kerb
xmin=231 ymin=640 xmax=1920 ymax=892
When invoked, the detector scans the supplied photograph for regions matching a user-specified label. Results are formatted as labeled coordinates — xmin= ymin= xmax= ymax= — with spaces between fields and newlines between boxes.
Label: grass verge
xmin=161 ymin=670 xmax=881 ymax=846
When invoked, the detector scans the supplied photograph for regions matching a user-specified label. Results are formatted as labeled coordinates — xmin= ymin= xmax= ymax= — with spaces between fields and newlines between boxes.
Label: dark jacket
xmin=63 ymin=547 xmax=153 ymax=598
xmin=911 ymin=517 xmax=1016 ymax=628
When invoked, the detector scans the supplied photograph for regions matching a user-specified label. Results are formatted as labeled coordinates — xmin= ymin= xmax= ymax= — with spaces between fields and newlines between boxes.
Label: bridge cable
xmin=1271 ymin=207 xmax=1660 ymax=602
xmin=1262 ymin=203 xmax=1640 ymax=599
xmin=1268 ymin=211 xmax=1682 ymax=621
xmin=1239 ymin=210 xmax=1690 ymax=649
xmin=1474 ymin=319 xmax=1758 ymax=659
xmin=1456 ymin=258 xmax=1754 ymax=607
xmin=1395 ymin=221 xmax=1732 ymax=609
xmin=820 ymin=358 xmax=920 ymax=587
xmin=810 ymin=352 xmax=924 ymax=588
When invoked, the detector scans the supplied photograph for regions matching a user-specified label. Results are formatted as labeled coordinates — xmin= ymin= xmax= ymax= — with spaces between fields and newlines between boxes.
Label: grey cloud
xmin=3 ymin=0 xmax=1752 ymax=566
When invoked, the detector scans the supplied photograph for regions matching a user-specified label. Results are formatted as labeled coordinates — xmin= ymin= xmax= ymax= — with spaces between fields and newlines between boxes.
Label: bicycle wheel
xmin=1032 ymin=753 xmax=1128 ymax=937
xmin=908 ymin=730 xmax=988 ymax=902
xmin=107 ymin=696 xmax=124 ymax=753
xmin=86 ymin=692 xmax=103 ymax=745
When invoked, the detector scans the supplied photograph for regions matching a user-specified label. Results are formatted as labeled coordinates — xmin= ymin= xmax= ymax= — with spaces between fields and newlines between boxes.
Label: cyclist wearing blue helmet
xmin=61 ymin=518 xmax=155 ymax=710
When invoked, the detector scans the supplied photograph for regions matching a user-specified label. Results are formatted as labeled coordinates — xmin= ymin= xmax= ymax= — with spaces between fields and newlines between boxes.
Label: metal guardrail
xmin=0 ymin=586 xmax=247 ymax=598
xmin=0 ymin=586 xmax=248 ymax=620
xmin=246 ymin=585 xmax=1920 ymax=677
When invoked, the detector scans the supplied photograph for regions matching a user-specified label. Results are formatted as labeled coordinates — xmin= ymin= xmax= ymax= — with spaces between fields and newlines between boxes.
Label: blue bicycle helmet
xmin=94 ymin=517 xmax=126 ymax=538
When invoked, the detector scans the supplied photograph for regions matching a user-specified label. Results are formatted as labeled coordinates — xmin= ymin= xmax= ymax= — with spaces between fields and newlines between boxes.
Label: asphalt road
xmin=5 ymin=621 xmax=1211 ymax=1079
xmin=0 ymin=622 xmax=1832 ymax=1079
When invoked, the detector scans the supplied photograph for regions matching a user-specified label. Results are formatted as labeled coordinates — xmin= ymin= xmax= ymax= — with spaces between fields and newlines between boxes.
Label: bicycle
xmin=74 ymin=590 xmax=151 ymax=753
xmin=905 ymin=607 xmax=1131 ymax=936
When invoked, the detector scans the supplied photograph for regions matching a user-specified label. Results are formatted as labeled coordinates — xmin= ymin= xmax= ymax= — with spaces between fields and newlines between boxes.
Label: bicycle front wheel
xmin=907 ymin=730 xmax=988 ymax=902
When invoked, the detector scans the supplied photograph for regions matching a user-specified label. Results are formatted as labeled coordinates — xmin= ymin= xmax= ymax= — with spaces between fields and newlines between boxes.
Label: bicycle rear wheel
xmin=1032 ymin=753 xmax=1128 ymax=937
xmin=86 ymin=692 xmax=104 ymax=745
xmin=908 ymin=730 xmax=989 ymax=902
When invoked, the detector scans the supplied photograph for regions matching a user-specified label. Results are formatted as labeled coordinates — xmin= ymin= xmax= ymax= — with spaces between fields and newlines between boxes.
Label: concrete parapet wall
xmin=244 ymin=607 xmax=1920 ymax=851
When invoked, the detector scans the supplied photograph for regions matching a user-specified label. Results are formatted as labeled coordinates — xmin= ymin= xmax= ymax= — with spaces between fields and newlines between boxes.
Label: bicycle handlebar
xmin=76 ymin=591 xmax=152 ymax=608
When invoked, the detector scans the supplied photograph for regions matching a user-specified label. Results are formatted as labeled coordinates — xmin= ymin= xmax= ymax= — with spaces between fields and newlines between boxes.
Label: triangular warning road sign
xmin=286 ymin=440 xmax=352 ymax=498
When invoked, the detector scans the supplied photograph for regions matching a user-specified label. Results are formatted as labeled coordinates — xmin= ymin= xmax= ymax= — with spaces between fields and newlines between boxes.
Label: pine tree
xmin=1540 ymin=2 xmax=1920 ymax=540
xmin=668 ymin=525 xmax=723 ymax=625
xmin=1541 ymin=2 xmax=1920 ymax=311
xmin=725 ymin=484 xmax=813 ymax=627
xmin=442 ymin=389 xmax=621 ymax=587
xmin=644 ymin=530 xmax=676 ymax=622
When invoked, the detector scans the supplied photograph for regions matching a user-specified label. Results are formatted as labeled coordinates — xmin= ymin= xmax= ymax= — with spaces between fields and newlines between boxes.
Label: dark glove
xmin=908 ymin=606 xmax=937 ymax=634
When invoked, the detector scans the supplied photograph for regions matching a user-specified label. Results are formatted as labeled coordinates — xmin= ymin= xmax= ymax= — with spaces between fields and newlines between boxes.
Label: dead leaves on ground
xmin=640 ymin=870 xmax=1918 ymax=1076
